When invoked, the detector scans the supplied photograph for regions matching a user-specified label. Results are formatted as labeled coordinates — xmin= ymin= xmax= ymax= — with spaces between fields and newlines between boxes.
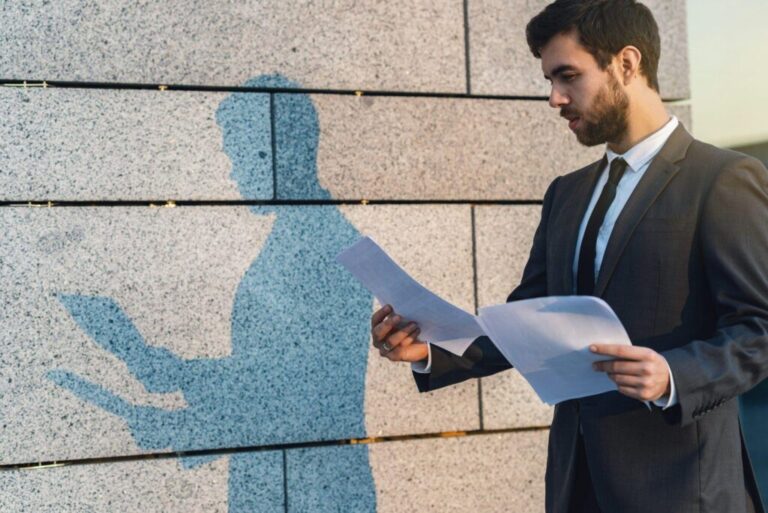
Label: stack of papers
xmin=337 ymin=237 xmax=632 ymax=404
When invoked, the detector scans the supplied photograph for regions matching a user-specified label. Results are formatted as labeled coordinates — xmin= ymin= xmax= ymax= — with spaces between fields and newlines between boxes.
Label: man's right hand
xmin=371 ymin=304 xmax=429 ymax=363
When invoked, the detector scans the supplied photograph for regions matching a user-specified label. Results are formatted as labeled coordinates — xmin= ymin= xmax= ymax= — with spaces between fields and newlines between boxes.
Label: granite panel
xmin=669 ymin=102 xmax=692 ymax=132
xmin=304 ymin=430 xmax=548 ymax=513
xmin=279 ymin=95 xmax=604 ymax=200
xmin=0 ymin=88 xmax=263 ymax=201
xmin=645 ymin=0 xmax=691 ymax=99
xmin=342 ymin=205 xmax=480 ymax=438
xmin=0 ymin=206 xmax=270 ymax=464
xmin=474 ymin=205 xmax=554 ymax=429
xmin=0 ymin=1 xmax=465 ymax=92
xmin=0 ymin=431 xmax=548 ymax=513
xmin=286 ymin=445 xmax=377 ymax=512
xmin=467 ymin=0 xmax=550 ymax=98
xmin=0 ymin=204 xmax=477 ymax=464
xmin=469 ymin=0 xmax=690 ymax=99
xmin=0 ymin=452 xmax=283 ymax=513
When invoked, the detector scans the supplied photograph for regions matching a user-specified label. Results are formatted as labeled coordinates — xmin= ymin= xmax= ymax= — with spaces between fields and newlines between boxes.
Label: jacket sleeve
xmin=413 ymin=176 xmax=560 ymax=392
xmin=662 ymin=157 xmax=768 ymax=426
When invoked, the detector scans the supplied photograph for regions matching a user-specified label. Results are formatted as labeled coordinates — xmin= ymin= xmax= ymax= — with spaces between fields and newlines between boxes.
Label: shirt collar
xmin=605 ymin=116 xmax=679 ymax=173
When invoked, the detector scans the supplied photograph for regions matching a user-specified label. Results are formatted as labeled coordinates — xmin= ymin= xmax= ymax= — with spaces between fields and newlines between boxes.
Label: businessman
xmin=370 ymin=1 xmax=768 ymax=511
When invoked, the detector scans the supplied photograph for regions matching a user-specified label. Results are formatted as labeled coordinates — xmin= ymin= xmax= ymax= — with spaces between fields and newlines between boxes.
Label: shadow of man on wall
xmin=49 ymin=74 xmax=376 ymax=512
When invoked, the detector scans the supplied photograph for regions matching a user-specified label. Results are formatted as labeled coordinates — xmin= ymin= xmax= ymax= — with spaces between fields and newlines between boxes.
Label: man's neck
xmin=607 ymin=97 xmax=670 ymax=154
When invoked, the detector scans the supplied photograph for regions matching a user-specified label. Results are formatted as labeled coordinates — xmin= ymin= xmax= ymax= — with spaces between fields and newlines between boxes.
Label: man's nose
xmin=548 ymin=86 xmax=569 ymax=109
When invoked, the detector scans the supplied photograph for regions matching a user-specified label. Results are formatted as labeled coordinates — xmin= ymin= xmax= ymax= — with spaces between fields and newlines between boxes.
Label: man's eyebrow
xmin=544 ymin=64 xmax=578 ymax=80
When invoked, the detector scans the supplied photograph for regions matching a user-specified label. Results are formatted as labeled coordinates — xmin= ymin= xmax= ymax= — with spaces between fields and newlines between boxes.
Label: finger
xmin=593 ymin=360 xmax=650 ymax=375
xmin=47 ymin=369 xmax=175 ymax=452
xmin=377 ymin=336 xmax=392 ymax=355
xmin=397 ymin=329 xmax=421 ymax=348
xmin=57 ymin=294 xmax=183 ymax=394
xmin=372 ymin=314 xmax=401 ymax=344
xmin=387 ymin=340 xmax=429 ymax=362
xmin=590 ymin=344 xmax=651 ymax=360
xmin=381 ymin=331 xmax=421 ymax=359
xmin=607 ymin=373 xmax=646 ymax=387
xmin=399 ymin=341 xmax=429 ymax=362
xmin=386 ymin=331 xmax=421 ymax=357
xmin=386 ymin=323 xmax=420 ymax=349
xmin=371 ymin=304 xmax=393 ymax=329
xmin=47 ymin=369 xmax=137 ymax=419
xmin=378 ymin=327 xmax=412 ymax=356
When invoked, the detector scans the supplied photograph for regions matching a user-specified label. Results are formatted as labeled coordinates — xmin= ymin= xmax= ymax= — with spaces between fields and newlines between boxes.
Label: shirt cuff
xmin=651 ymin=358 xmax=678 ymax=409
xmin=410 ymin=342 xmax=432 ymax=374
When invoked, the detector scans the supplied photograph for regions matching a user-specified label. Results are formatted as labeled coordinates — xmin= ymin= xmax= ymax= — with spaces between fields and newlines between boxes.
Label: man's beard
xmin=567 ymin=73 xmax=630 ymax=147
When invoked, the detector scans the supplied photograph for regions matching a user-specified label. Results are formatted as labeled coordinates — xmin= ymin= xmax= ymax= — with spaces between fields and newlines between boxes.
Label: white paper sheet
xmin=337 ymin=237 xmax=632 ymax=403
xmin=476 ymin=297 xmax=632 ymax=404
xmin=336 ymin=236 xmax=484 ymax=355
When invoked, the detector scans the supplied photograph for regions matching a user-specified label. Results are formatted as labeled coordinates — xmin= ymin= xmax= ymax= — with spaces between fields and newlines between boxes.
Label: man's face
xmin=540 ymin=30 xmax=629 ymax=147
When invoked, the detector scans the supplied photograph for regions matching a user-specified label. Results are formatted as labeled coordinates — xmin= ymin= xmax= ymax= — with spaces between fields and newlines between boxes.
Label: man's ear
xmin=617 ymin=45 xmax=643 ymax=86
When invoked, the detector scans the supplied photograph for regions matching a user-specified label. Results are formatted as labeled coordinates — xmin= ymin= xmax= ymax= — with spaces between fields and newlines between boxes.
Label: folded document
xmin=336 ymin=236 xmax=632 ymax=404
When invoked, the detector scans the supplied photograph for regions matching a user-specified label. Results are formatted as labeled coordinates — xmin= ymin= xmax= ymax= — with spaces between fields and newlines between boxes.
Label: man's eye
xmin=563 ymin=74 xmax=577 ymax=82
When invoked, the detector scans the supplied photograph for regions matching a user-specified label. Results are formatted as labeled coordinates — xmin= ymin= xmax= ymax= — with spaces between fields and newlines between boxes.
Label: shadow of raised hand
xmin=48 ymin=294 xmax=184 ymax=454
xmin=48 ymin=74 xmax=377 ymax=512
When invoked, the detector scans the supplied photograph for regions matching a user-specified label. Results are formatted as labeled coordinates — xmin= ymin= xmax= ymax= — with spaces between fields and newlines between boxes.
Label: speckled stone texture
xmin=4 ymin=89 xmax=596 ymax=202
xmin=669 ymin=103 xmax=692 ymax=132
xmin=475 ymin=205 xmax=555 ymax=429
xmin=469 ymin=0 xmax=690 ymax=99
xmin=0 ymin=432 xmax=548 ymax=512
xmin=282 ymin=96 xmax=604 ymax=200
xmin=341 ymin=205 xmax=481 ymax=438
xmin=0 ymin=1 xmax=694 ymax=511
xmin=366 ymin=430 xmax=549 ymax=513
xmin=0 ymin=90 xmax=690 ymax=202
xmin=0 ymin=88 xmax=259 ymax=200
xmin=0 ymin=1 xmax=465 ymax=92
xmin=0 ymin=452 xmax=283 ymax=512
xmin=286 ymin=445 xmax=377 ymax=512
xmin=298 ymin=98 xmax=689 ymax=201
xmin=0 ymin=204 xmax=477 ymax=465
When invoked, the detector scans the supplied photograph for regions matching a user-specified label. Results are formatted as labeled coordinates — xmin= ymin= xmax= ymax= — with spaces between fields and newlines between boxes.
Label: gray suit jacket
xmin=414 ymin=124 xmax=768 ymax=513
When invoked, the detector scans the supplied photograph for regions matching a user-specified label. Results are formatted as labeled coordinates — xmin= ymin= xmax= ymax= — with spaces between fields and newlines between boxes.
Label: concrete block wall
xmin=0 ymin=1 xmax=690 ymax=511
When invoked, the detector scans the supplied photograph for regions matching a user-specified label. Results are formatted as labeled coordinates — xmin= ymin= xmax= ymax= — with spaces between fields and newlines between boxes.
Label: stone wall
xmin=0 ymin=1 xmax=690 ymax=511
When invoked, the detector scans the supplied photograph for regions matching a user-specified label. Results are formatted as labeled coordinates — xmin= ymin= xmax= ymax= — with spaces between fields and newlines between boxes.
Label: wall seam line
xmin=471 ymin=205 xmax=484 ymax=430
xmin=463 ymin=0 xmax=472 ymax=95
xmin=0 ymin=425 xmax=552 ymax=471
xmin=270 ymin=93 xmax=278 ymax=201
xmin=283 ymin=449 xmax=289 ymax=513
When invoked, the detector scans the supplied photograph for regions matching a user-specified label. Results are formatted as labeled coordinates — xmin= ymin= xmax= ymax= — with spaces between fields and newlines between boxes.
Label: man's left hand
xmin=591 ymin=344 xmax=671 ymax=402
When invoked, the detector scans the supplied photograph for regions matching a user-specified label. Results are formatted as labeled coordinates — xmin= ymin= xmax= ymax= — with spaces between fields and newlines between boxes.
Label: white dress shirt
xmin=414 ymin=116 xmax=680 ymax=410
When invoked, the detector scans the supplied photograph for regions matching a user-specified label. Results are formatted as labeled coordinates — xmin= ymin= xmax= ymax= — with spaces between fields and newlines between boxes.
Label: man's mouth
xmin=561 ymin=111 xmax=580 ymax=131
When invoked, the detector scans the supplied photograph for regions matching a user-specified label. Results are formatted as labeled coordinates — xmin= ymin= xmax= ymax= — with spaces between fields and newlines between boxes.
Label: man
xmin=370 ymin=1 xmax=768 ymax=511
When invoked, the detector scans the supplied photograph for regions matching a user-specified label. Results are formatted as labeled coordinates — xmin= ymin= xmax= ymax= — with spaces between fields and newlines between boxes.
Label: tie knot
xmin=608 ymin=157 xmax=628 ymax=186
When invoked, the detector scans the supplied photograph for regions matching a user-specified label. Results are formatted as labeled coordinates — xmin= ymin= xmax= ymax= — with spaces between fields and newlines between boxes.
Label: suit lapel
xmin=552 ymin=157 xmax=605 ymax=296
xmin=593 ymin=124 xmax=694 ymax=297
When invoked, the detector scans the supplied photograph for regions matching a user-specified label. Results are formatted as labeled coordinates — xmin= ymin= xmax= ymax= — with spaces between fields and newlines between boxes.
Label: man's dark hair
xmin=526 ymin=0 xmax=661 ymax=92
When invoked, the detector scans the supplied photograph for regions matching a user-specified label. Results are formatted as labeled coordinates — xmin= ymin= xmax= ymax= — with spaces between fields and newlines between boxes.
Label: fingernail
xmin=590 ymin=345 xmax=597 ymax=352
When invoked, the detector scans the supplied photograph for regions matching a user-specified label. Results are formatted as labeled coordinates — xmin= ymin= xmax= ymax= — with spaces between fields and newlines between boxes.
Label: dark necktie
xmin=576 ymin=157 xmax=628 ymax=296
